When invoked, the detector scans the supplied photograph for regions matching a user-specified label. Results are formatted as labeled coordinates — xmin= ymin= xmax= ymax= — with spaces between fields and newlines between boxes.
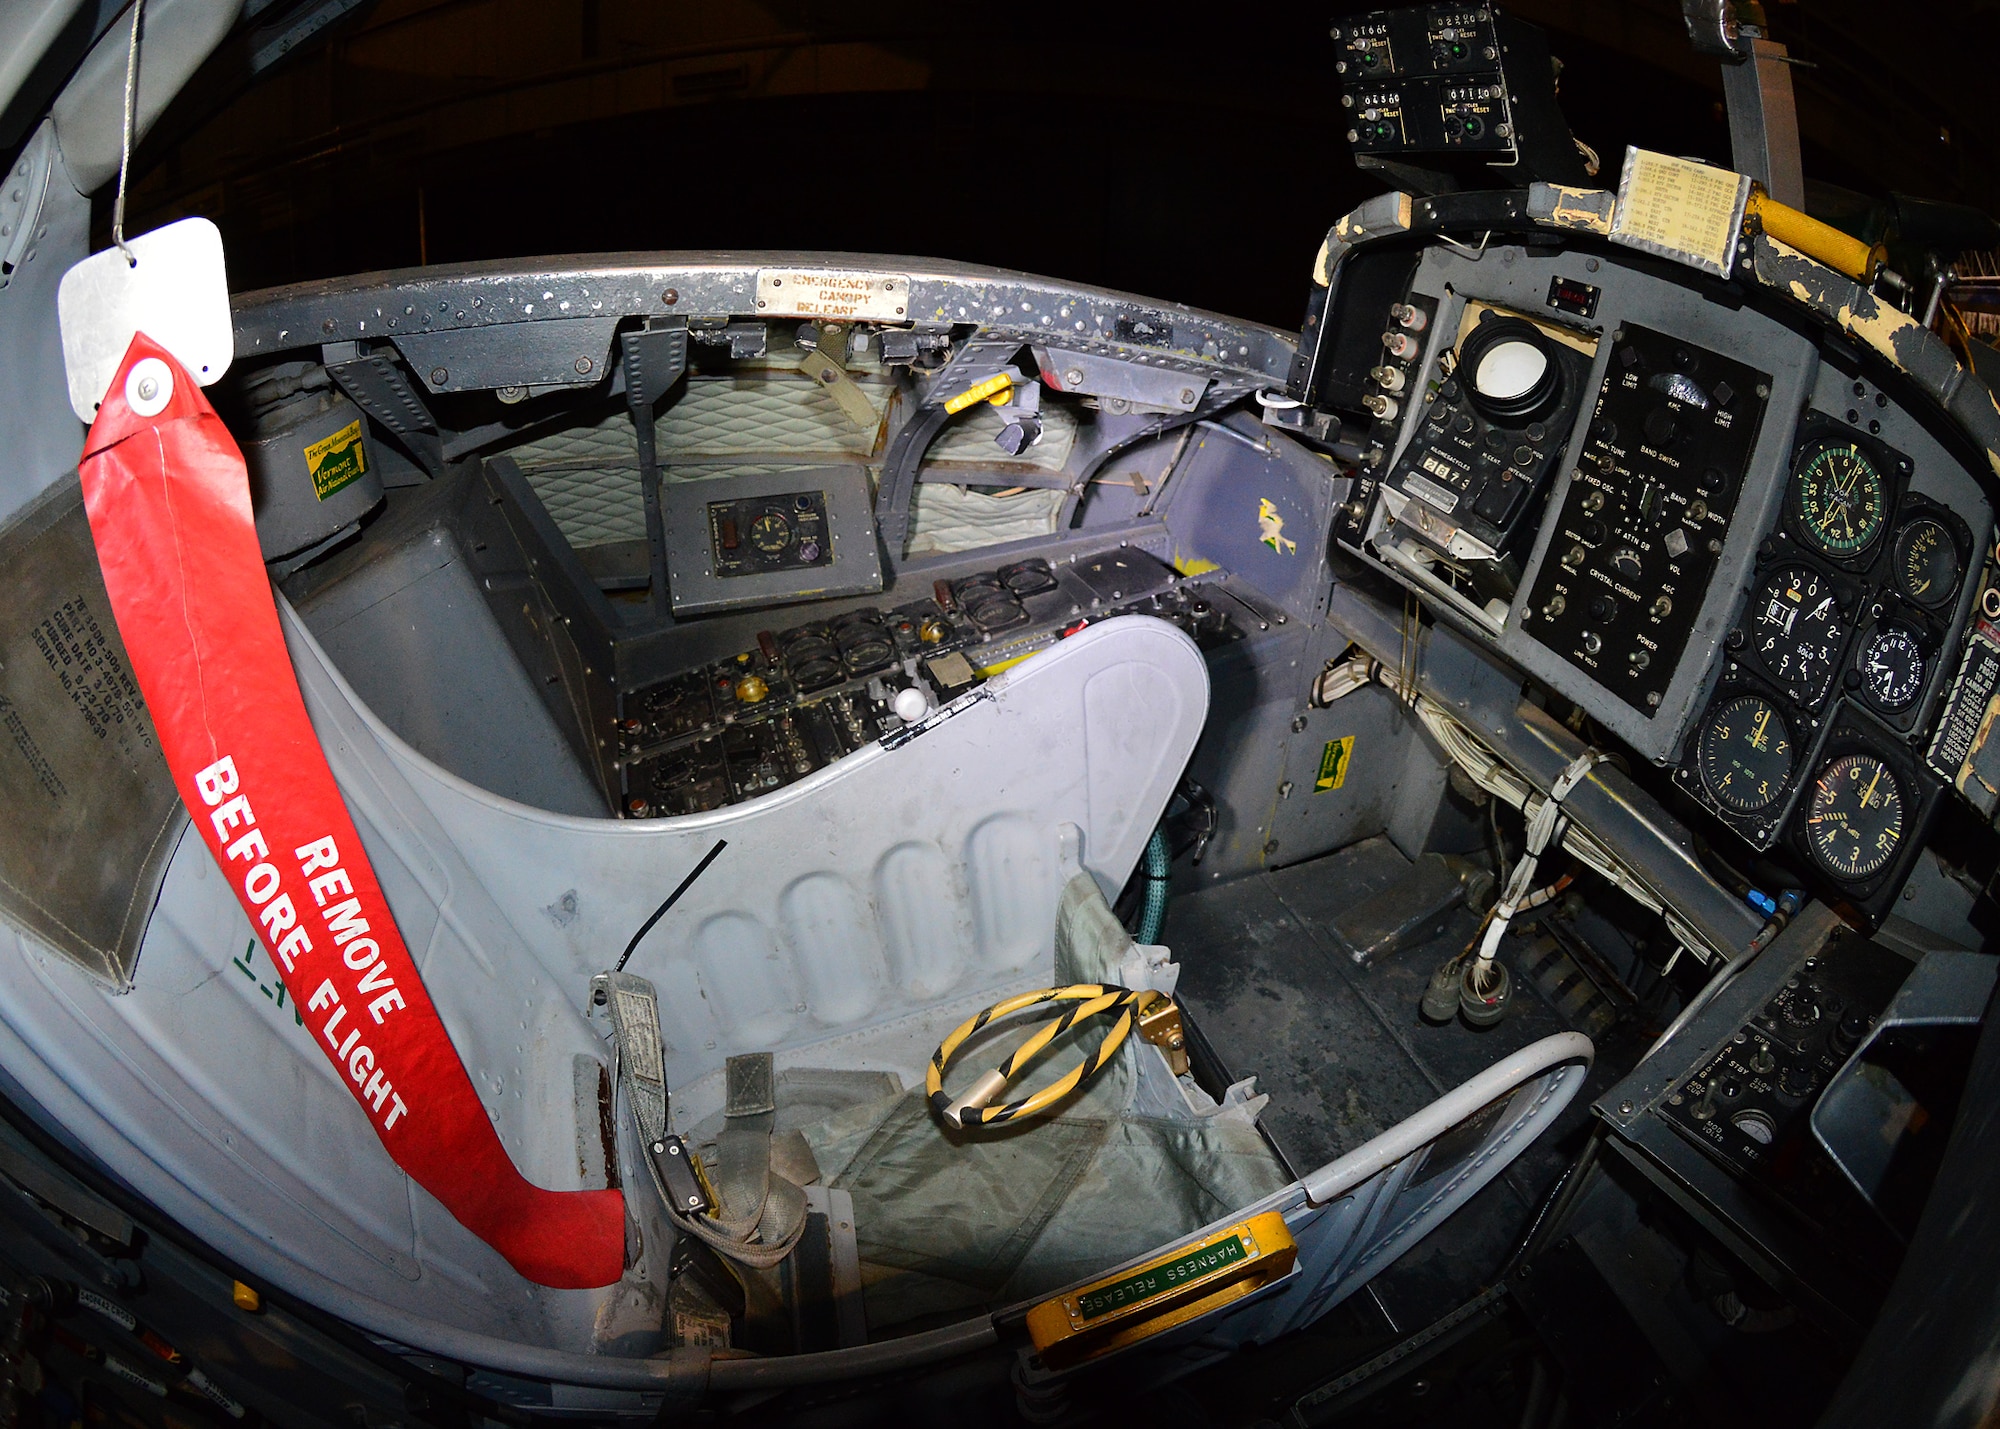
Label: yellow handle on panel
xmin=1744 ymin=189 xmax=1882 ymax=283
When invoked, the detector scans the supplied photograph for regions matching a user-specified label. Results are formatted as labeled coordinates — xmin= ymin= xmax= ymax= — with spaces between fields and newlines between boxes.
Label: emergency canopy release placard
xmin=755 ymin=267 xmax=910 ymax=321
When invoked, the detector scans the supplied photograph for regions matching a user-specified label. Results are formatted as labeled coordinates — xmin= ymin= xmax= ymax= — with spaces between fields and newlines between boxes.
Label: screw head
xmin=321 ymin=318 xmax=336 ymax=334
xmin=1619 ymin=1100 xmax=1635 ymax=1115
xmin=574 ymin=356 xmax=594 ymax=375
xmin=662 ymin=287 xmax=679 ymax=305
xmin=1064 ymin=367 xmax=1085 ymax=387
xmin=1179 ymin=388 xmax=1195 ymax=404
xmin=429 ymin=366 xmax=448 ymax=385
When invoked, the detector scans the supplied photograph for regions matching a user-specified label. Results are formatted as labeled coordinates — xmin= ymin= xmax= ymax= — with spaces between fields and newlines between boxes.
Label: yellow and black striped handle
xmin=926 ymin=984 xmax=1140 ymax=1129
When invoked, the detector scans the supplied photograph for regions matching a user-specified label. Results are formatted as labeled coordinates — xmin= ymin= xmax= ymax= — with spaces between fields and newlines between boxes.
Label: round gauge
xmin=1893 ymin=516 xmax=1961 ymax=608
xmin=1860 ymin=627 xmax=1926 ymax=710
xmin=1789 ymin=440 xmax=1888 ymax=558
xmin=1697 ymin=694 xmax=1794 ymax=814
xmin=749 ymin=512 xmax=793 ymax=553
xmin=1752 ymin=566 xmax=1845 ymax=704
xmin=1805 ymin=753 xmax=1905 ymax=881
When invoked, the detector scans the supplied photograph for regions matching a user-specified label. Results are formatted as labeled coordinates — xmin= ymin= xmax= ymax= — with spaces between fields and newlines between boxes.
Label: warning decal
xmin=1315 ymin=736 xmax=1354 ymax=792
xmin=304 ymin=418 xmax=366 ymax=500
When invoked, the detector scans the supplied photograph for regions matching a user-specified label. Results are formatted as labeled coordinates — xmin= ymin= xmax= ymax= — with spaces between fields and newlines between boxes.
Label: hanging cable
xmin=111 ymin=0 xmax=144 ymax=265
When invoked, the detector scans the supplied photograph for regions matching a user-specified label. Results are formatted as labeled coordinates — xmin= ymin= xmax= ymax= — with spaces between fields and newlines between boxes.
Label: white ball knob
xmin=892 ymin=687 xmax=929 ymax=723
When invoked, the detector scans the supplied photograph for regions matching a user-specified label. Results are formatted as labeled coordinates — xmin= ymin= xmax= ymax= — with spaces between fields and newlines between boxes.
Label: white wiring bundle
xmin=1314 ymin=652 xmax=1716 ymax=963
xmin=1466 ymin=748 xmax=1606 ymax=995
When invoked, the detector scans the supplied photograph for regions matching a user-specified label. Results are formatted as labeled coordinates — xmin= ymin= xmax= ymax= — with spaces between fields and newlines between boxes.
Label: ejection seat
xmin=0 ymin=563 xmax=1590 ymax=1386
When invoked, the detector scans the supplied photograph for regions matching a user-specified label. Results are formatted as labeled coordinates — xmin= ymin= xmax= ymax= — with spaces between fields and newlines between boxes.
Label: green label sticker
xmin=305 ymin=418 xmax=366 ymax=500
xmin=1315 ymin=736 xmax=1354 ymax=792
xmin=1075 ymin=1235 xmax=1247 ymax=1321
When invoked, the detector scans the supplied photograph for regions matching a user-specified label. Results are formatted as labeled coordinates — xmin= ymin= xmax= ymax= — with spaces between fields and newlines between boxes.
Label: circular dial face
xmin=1894 ymin=517 xmax=1961 ymax=608
xmin=1805 ymin=754 xmax=1905 ymax=881
xmin=1752 ymin=566 xmax=1845 ymax=704
xmin=1698 ymin=694 xmax=1794 ymax=813
xmin=1860 ymin=627 xmax=1926 ymax=710
xmin=1790 ymin=440 xmax=1888 ymax=558
xmin=748 ymin=512 xmax=792 ymax=553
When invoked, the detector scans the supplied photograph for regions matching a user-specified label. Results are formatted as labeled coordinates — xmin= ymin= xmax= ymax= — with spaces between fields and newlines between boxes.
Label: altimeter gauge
xmin=1752 ymin=566 xmax=1845 ymax=705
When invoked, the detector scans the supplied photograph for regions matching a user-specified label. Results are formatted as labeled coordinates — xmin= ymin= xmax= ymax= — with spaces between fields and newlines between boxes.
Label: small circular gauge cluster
xmin=1684 ymin=409 xmax=1964 ymax=905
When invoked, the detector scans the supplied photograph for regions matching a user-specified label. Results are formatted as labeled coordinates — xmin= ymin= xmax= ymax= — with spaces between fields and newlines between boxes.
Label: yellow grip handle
xmin=1025 ymin=1210 xmax=1298 ymax=1369
xmin=1745 ymin=190 xmax=1881 ymax=283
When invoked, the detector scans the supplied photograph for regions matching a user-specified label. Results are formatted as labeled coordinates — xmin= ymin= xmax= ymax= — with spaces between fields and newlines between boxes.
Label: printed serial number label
xmin=755 ymin=268 xmax=909 ymax=321
xmin=1075 ymin=1235 xmax=1247 ymax=1321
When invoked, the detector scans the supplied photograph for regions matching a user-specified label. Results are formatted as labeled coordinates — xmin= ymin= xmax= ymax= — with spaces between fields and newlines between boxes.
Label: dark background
xmin=107 ymin=0 xmax=2000 ymax=329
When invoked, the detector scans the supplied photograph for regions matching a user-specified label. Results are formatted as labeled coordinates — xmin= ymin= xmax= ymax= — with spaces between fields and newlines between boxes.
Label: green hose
xmin=1137 ymin=826 xmax=1172 ymax=944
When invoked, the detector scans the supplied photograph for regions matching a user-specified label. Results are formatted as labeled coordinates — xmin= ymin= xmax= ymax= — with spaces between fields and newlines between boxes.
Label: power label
xmin=304 ymin=418 xmax=365 ymax=500
xmin=1316 ymin=736 xmax=1355 ymax=792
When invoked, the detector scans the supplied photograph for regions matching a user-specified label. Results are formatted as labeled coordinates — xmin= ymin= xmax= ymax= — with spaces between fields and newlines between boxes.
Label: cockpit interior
xmin=0 ymin=3 xmax=1995 ymax=1426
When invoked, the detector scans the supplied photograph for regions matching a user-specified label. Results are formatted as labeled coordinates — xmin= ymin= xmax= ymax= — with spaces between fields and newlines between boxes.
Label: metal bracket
xmin=1720 ymin=38 xmax=1805 ymax=208
xmin=323 ymin=346 xmax=444 ymax=477
xmin=620 ymin=319 xmax=689 ymax=615
xmin=0 ymin=122 xmax=55 ymax=291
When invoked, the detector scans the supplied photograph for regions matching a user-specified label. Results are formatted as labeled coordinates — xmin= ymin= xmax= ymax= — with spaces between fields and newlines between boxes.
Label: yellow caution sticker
xmin=304 ymin=419 xmax=366 ymax=500
xmin=1026 ymin=1210 xmax=1297 ymax=1370
xmin=1257 ymin=497 xmax=1296 ymax=555
xmin=1315 ymin=736 xmax=1354 ymax=793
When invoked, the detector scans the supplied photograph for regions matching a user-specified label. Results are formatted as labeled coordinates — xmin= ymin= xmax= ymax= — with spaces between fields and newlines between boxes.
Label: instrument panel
xmin=1675 ymin=387 xmax=1981 ymax=915
xmin=1348 ymin=242 xmax=1995 ymax=923
xmin=609 ymin=551 xmax=1246 ymax=817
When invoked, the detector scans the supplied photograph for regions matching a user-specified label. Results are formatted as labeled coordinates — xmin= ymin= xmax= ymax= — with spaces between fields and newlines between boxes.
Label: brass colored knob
xmin=735 ymin=675 xmax=769 ymax=704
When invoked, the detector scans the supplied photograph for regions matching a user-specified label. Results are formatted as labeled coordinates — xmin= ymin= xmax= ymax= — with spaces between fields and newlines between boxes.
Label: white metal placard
xmin=57 ymin=217 xmax=234 ymax=422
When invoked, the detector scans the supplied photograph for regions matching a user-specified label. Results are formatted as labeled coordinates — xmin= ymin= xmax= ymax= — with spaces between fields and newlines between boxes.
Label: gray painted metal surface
xmin=232 ymin=256 xmax=1296 ymax=389
xmin=0 ymin=122 xmax=88 ymax=528
xmin=48 ymin=0 xmax=244 ymax=193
